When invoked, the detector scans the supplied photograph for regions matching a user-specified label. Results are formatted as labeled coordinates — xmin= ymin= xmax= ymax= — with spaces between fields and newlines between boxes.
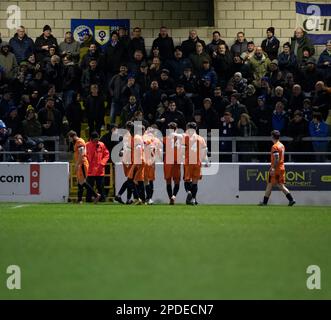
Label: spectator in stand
xmin=312 ymin=81 xmax=331 ymax=120
xmin=172 ymin=84 xmax=194 ymax=122
xmin=287 ymin=110 xmax=309 ymax=161
xmin=108 ymin=64 xmax=128 ymax=123
xmin=86 ymin=131 xmax=110 ymax=202
xmin=128 ymin=27 xmax=147 ymax=60
xmin=120 ymin=95 xmax=143 ymax=127
xmin=178 ymin=66 xmax=198 ymax=96
xmin=291 ymin=27 xmax=315 ymax=64
xmin=36 ymin=84 xmax=65 ymax=117
xmin=120 ymin=73 xmax=141 ymax=106
xmin=302 ymin=98 xmax=313 ymax=122
xmin=152 ymin=26 xmax=174 ymax=61
xmin=80 ymin=43 xmax=105 ymax=70
xmin=181 ymin=30 xmax=206 ymax=58
xmin=219 ymin=111 xmax=235 ymax=161
xmin=0 ymin=120 xmax=10 ymax=153
xmin=149 ymin=57 xmax=163 ymax=80
xmin=136 ymin=61 xmax=151 ymax=94
xmin=298 ymin=58 xmax=323 ymax=95
xmin=211 ymin=43 xmax=233 ymax=89
xmin=189 ymin=42 xmax=211 ymax=75
xmin=4 ymin=106 xmax=21 ymax=136
xmin=59 ymin=31 xmax=80 ymax=62
xmin=288 ymin=84 xmax=305 ymax=115
xmin=272 ymin=101 xmax=289 ymax=135
xmin=38 ymin=97 xmax=62 ymax=136
xmin=225 ymin=93 xmax=248 ymax=123
xmin=261 ymin=27 xmax=280 ymax=61
xmin=22 ymin=105 xmax=42 ymax=137
xmin=237 ymin=113 xmax=258 ymax=161
xmin=309 ymin=112 xmax=329 ymax=162
xmin=240 ymin=41 xmax=255 ymax=63
xmin=118 ymin=27 xmax=130 ymax=58
xmin=212 ymin=86 xmax=229 ymax=117
xmin=105 ymin=31 xmax=126 ymax=81
xmin=231 ymin=72 xmax=247 ymax=94
xmin=231 ymin=31 xmax=248 ymax=57
xmin=206 ymin=31 xmax=226 ymax=56
xmin=65 ymin=93 xmax=83 ymax=136
xmin=81 ymin=58 xmax=105 ymax=97
xmin=241 ymin=84 xmax=257 ymax=114
xmin=79 ymin=31 xmax=96 ymax=62
xmin=317 ymin=40 xmax=331 ymax=86
xmin=156 ymin=100 xmax=186 ymax=134
xmin=248 ymin=46 xmax=271 ymax=88
xmin=278 ymin=42 xmax=297 ymax=75
xmin=85 ymin=84 xmax=106 ymax=136
xmin=35 ymin=25 xmax=58 ymax=63
xmin=44 ymin=55 xmax=63 ymax=93
xmin=9 ymin=26 xmax=35 ymax=64
xmin=158 ymin=69 xmax=176 ymax=96
xmin=0 ymin=42 xmax=18 ymax=80
xmin=165 ymin=46 xmax=192 ymax=81
xmin=199 ymin=59 xmax=218 ymax=90
xmin=252 ymin=96 xmax=273 ymax=137
xmin=62 ymin=54 xmax=81 ymax=109
xmin=27 ymin=70 xmax=49 ymax=96
xmin=142 ymin=80 xmax=163 ymax=124
xmin=128 ymin=49 xmax=146 ymax=74
xmin=201 ymin=97 xmax=219 ymax=131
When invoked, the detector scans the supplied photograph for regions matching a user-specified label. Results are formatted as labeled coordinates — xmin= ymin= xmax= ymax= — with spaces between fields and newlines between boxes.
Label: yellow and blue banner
xmin=296 ymin=2 xmax=331 ymax=45
xmin=71 ymin=19 xmax=130 ymax=48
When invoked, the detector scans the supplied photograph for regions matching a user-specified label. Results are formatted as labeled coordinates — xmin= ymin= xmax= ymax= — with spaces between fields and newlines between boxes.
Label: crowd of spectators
xmin=0 ymin=24 xmax=330 ymax=162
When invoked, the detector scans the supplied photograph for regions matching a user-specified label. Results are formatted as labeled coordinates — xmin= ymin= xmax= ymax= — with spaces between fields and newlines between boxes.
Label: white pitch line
xmin=11 ymin=205 xmax=29 ymax=209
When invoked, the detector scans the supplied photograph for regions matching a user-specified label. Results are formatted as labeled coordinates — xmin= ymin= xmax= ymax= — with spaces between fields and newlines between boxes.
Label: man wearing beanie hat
xmin=0 ymin=42 xmax=18 ymax=79
xmin=35 ymin=25 xmax=58 ymax=63
xmin=261 ymin=27 xmax=280 ymax=61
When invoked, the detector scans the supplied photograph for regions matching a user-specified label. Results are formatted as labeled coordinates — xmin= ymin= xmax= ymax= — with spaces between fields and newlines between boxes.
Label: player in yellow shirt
xmin=259 ymin=130 xmax=295 ymax=206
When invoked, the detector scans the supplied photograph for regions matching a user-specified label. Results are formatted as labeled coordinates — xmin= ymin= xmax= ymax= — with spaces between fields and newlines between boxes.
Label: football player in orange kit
xmin=115 ymin=121 xmax=135 ymax=204
xmin=127 ymin=124 xmax=146 ymax=204
xmin=143 ymin=126 xmax=162 ymax=205
xmin=259 ymin=130 xmax=296 ymax=206
xmin=182 ymin=122 xmax=209 ymax=205
xmin=68 ymin=130 xmax=100 ymax=204
xmin=164 ymin=122 xmax=182 ymax=205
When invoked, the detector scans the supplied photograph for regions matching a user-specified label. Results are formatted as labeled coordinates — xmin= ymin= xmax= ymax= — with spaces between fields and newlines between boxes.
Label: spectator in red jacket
xmin=86 ymin=131 xmax=110 ymax=202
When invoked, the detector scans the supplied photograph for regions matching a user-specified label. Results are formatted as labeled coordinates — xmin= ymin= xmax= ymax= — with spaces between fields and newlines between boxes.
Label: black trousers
xmin=86 ymin=176 xmax=105 ymax=202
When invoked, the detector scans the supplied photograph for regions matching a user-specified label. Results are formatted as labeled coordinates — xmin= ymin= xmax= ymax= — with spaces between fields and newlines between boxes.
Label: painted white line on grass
xmin=11 ymin=205 xmax=29 ymax=209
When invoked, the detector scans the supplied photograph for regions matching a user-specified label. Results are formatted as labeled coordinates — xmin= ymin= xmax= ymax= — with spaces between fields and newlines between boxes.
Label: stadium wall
xmin=0 ymin=0 xmax=327 ymax=55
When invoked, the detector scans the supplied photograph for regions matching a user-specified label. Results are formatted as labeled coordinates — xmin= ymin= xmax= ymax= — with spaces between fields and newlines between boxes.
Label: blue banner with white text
xmin=296 ymin=2 xmax=331 ymax=45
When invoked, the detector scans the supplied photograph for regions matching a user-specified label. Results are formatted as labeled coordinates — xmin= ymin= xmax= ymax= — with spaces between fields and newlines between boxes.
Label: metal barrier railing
xmin=1 ymin=136 xmax=330 ymax=163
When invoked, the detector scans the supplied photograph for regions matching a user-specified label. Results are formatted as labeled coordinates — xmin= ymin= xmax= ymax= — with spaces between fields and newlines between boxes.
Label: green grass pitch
xmin=0 ymin=203 xmax=330 ymax=300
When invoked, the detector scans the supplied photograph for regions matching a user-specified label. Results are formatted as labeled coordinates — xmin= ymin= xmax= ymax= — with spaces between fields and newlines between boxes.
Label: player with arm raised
xmin=68 ymin=130 xmax=100 ymax=204
xmin=183 ymin=122 xmax=209 ymax=205
xmin=259 ymin=130 xmax=296 ymax=206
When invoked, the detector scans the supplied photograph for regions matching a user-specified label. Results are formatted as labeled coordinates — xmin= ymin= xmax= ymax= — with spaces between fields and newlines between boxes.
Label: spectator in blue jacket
xmin=278 ymin=42 xmax=297 ymax=75
xmin=309 ymin=112 xmax=329 ymax=162
xmin=165 ymin=46 xmax=192 ymax=81
xmin=9 ymin=26 xmax=35 ymax=64
xmin=272 ymin=101 xmax=289 ymax=134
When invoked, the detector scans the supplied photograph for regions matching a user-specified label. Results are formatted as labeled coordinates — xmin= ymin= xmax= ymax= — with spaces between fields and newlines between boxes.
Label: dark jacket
xmin=277 ymin=52 xmax=297 ymax=74
xmin=105 ymin=41 xmax=126 ymax=74
xmin=152 ymin=34 xmax=175 ymax=61
xmin=230 ymin=40 xmax=248 ymax=57
xmin=128 ymin=37 xmax=147 ymax=59
xmin=38 ymin=107 xmax=62 ymax=136
xmin=35 ymin=34 xmax=58 ymax=62
xmin=157 ymin=109 xmax=186 ymax=132
xmin=9 ymin=33 xmax=35 ymax=64
xmin=181 ymin=37 xmax=206 ymax=58
xmin=261 ymin=36 xmax=280 ymax=61
xmin=290 ymin=31 xmax=315 ymax=63
xmin=172 ymin=93 xmax=194 ymax=122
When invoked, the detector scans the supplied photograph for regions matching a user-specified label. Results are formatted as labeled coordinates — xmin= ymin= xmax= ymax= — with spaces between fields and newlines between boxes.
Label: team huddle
xmin=115 ymin=120 xmax=209 ymax=205
xmin=68 ymin=126 xmax=295 ymax=206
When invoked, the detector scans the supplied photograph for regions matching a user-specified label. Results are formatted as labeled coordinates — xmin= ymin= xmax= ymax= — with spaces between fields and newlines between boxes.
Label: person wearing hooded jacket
xmin=0 ymin=42 xmax=18 ymax=79
xmin=9 ymin=26 xmax=35 ymax=64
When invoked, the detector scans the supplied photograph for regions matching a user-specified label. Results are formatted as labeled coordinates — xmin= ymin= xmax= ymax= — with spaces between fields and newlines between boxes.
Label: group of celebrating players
xmin=68 ymin=124 xmax=296 ymax=206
